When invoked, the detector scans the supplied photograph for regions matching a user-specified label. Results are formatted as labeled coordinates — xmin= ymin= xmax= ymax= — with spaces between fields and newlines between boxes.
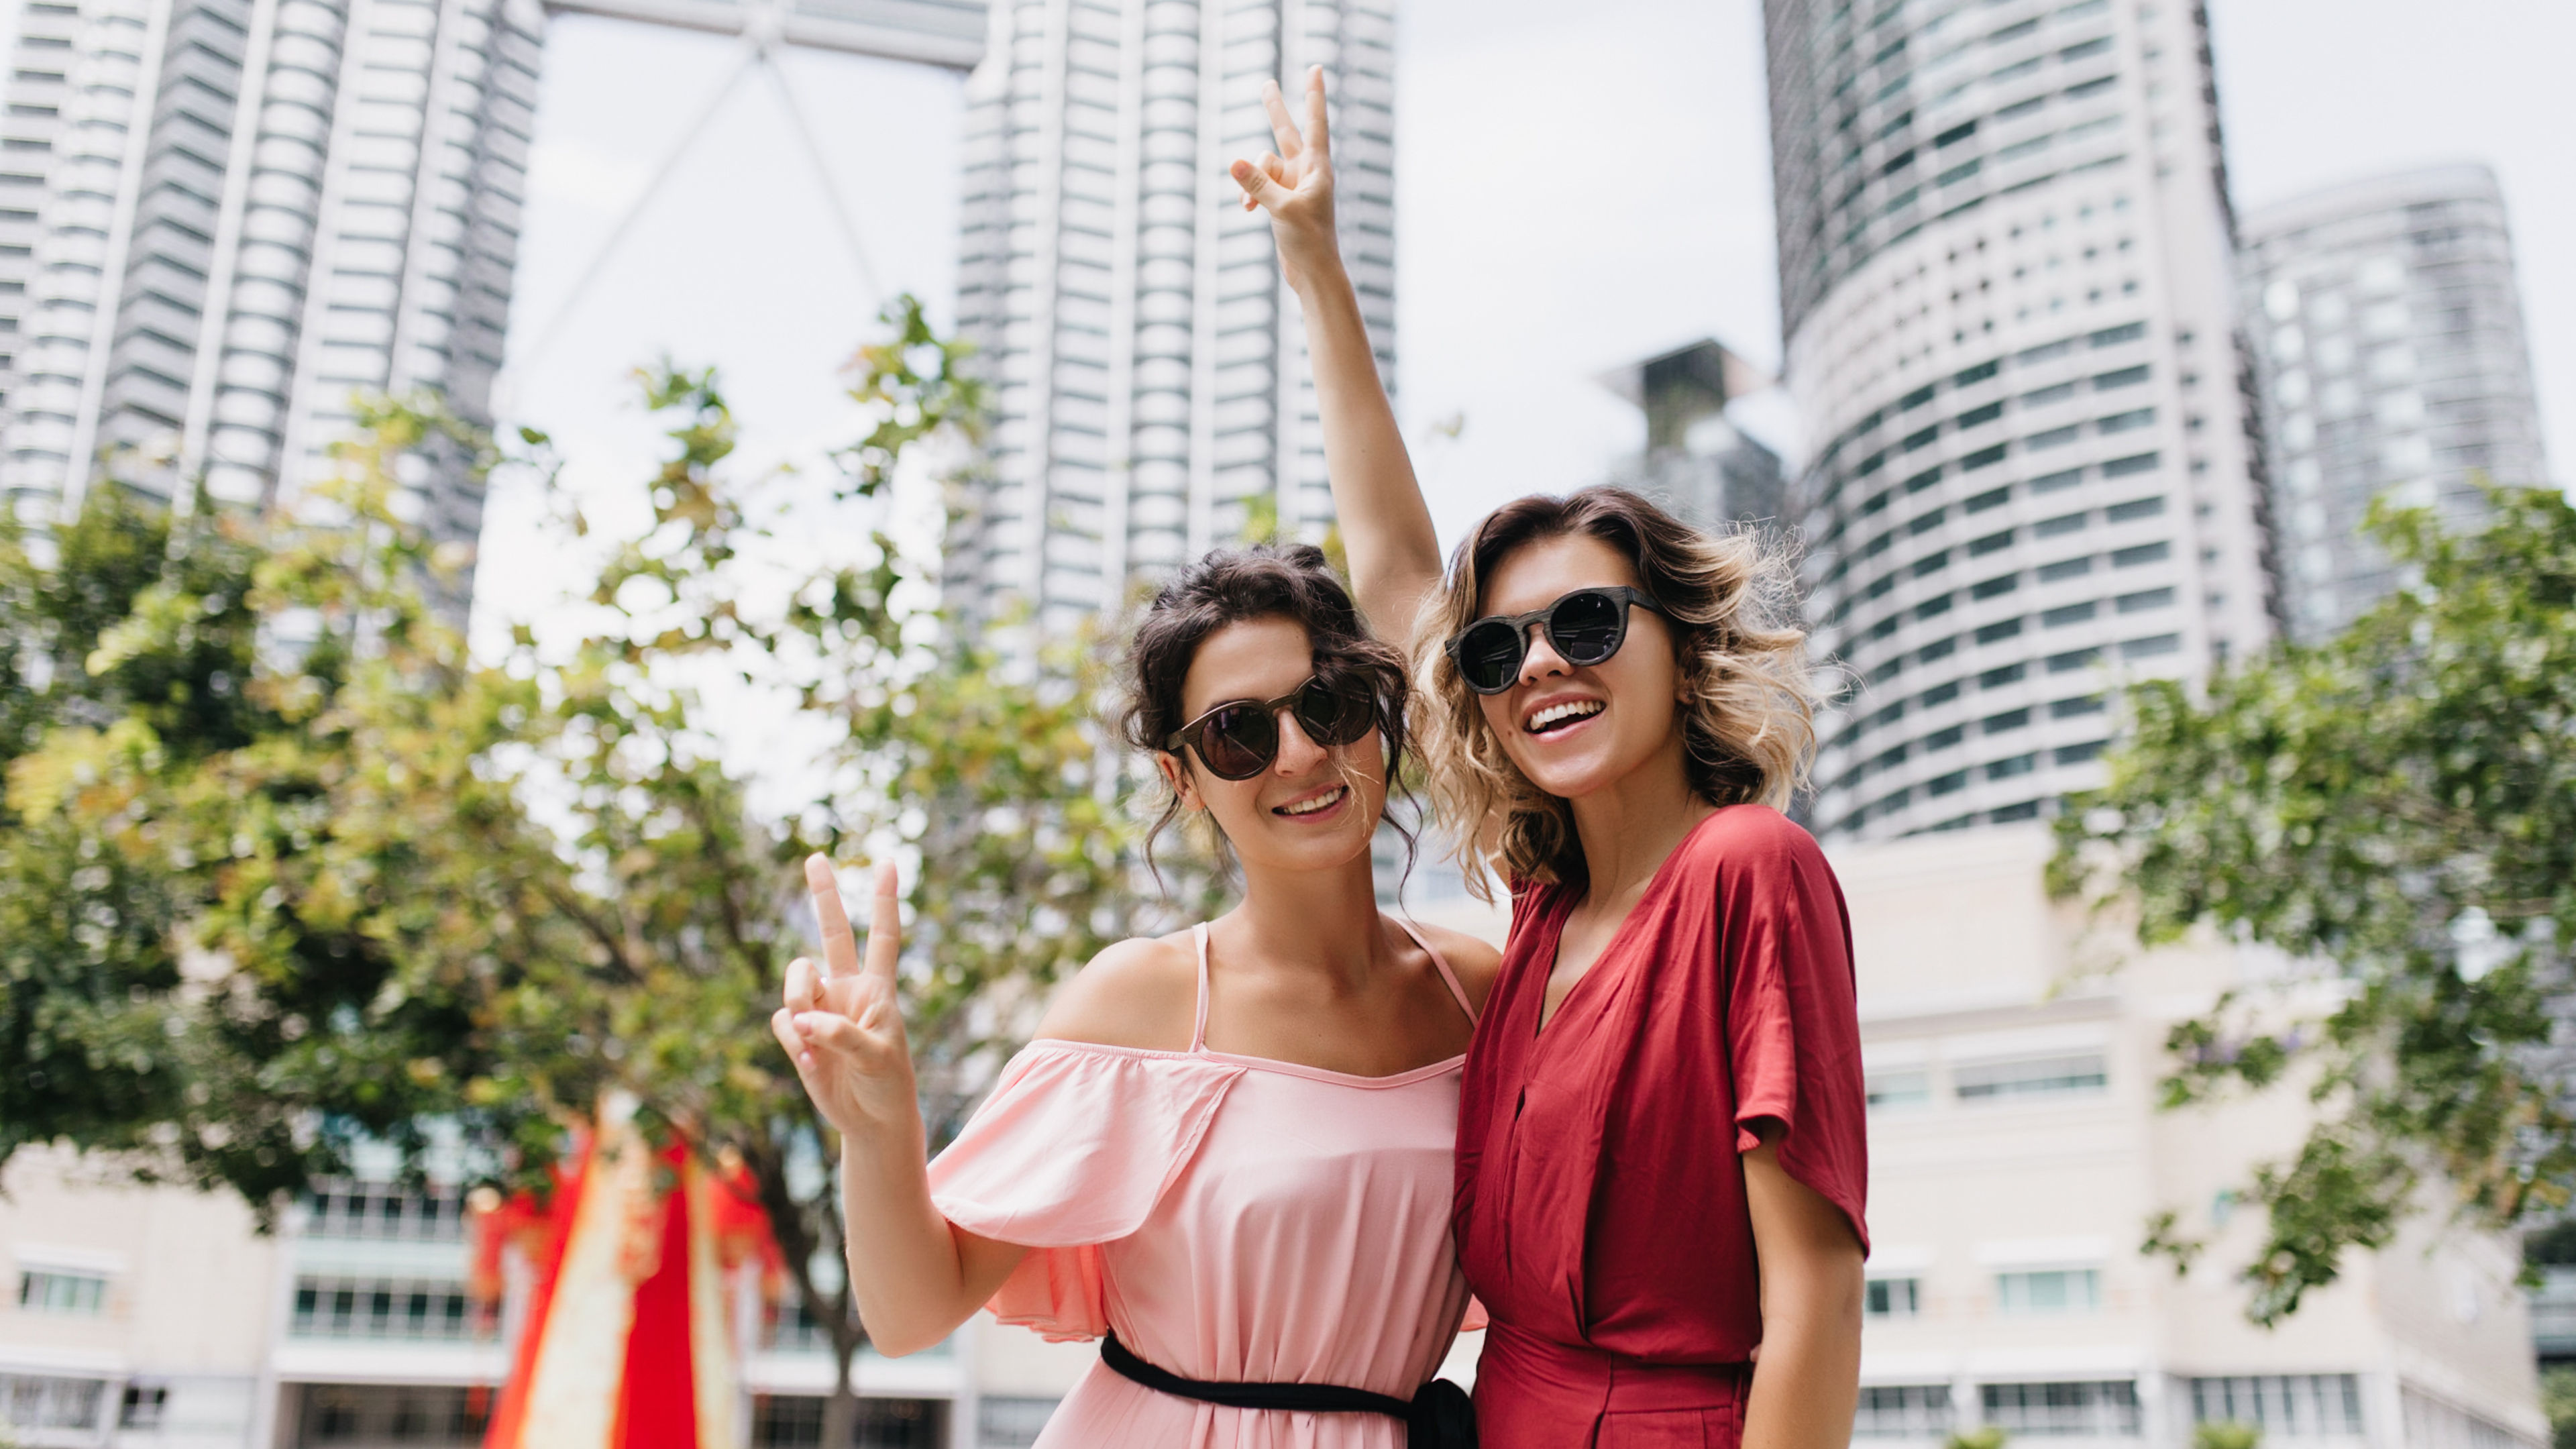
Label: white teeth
xmin=1279 ymin=787 xmax=1346 ymax=816
xmin=1524 ymin=700 xmax=1605 ymax=733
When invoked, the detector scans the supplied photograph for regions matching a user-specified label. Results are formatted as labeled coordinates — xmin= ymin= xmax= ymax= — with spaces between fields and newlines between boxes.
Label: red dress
xmin=1454 ymin=805 xmax=1870 ymax=1449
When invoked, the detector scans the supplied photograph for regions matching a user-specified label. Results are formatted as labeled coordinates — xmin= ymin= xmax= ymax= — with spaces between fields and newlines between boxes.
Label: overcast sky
xmin=474 ymin=0 xmax=2571 ymax=649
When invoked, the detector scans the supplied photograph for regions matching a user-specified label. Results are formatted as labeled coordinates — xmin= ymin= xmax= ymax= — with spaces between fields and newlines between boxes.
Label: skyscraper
xmin=948 ymin=0 xmax=1397 ymax=634
xmin=0 ymin=0 xmax=546 ymax=573
xmin=1762 ymin=0 xmax=2275 ymax=843
xmin=1598 ymin=338 xmax=1787 ymax=537
xmin=2239 ymin=163 xmax=2550 ymax=643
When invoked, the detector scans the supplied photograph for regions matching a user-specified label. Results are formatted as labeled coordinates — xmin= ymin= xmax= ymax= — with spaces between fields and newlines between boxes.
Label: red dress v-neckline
xmin=1452 ymin=805 xmax=1872 ymax=1449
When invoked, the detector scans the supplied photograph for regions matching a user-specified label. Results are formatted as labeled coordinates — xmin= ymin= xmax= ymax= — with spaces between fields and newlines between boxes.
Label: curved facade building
xmin=0 ymin=0 xmax=545 ymax=589
xmin=949 ymin=0 xmax=1397 ymax=632
xmin=2239 ymin=163 xmax=2550 ymax=644
xmin=1764 ymin=0 xmax=2275 ymax=843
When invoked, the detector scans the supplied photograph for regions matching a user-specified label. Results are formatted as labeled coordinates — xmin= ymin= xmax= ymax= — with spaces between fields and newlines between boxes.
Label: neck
xmin=1566 ymin=731 xmax=1715 ymax=910
xmin=1224 ymin=849 xmax=1394 ymax=988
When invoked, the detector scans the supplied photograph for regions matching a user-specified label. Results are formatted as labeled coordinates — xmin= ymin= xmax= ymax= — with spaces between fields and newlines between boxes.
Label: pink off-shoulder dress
xmin=926 ymin=922 xmax=1481 ymax=1448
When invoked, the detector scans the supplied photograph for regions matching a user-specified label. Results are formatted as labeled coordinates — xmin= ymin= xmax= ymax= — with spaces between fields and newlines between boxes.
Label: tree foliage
xmin=2051 ymin=486 xmax=2576 ymax=1324
xmin=1 ymin=297 xmax=1202 ymax=1437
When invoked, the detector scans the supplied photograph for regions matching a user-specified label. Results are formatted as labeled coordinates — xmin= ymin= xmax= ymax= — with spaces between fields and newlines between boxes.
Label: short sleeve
xmin=1711 ymin=810 xmax=1872 ymax=1255
xmin=927 ymin=1042 xmax=1242 ymax=1340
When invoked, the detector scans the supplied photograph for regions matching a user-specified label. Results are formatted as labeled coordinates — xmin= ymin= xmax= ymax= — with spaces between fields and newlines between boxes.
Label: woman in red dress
xmin=1232 ymin=72 xmax=1869 ymax=1448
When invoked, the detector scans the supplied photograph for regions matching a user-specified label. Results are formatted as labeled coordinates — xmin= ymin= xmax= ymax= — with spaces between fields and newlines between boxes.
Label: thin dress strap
xmin=1393 ymin=918 xmax=1479 ymax=1026
xmin=1189 ymin=922 xmax=1214 ymax=1053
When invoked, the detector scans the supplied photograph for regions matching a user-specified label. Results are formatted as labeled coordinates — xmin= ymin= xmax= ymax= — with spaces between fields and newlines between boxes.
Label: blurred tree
xmin=2051 ymin=486 xmax=2576 ymax=1324
xmin=1945 ymin=1426 xmax=2007 ymax=1449
xmin=2542 ymin=1368 xmax=2576 ymax=1449
xmin=2192 ymin=1423 xmax=2261 ymax=1449
xmin=1 ymin=297 xmax=1202 ymax=1442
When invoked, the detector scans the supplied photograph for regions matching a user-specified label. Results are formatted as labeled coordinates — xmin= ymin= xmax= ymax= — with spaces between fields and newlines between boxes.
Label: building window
xmin=1955 ymin=1052 xmax=2107 ymax=1102
xmin=305 ymin=1181 xmax=468 ymax=1242
xmin=1982 ymin=1379 xmax=2140 ymax=1435
xmin=1866 ymin=1277 xmax=1922 ymax=1318
xmin=2115 ymin=587 xmax=2174 ymax=613
xmin=2035 ymin=511 xmax=2088 ymax=537
xmin=2104 ymin=494 xmax=2165 ymax=521
xmin=298 ymin=1385 xmax=492 ymax=1448
xmin=0 ymin=1374 xmax=107 ymax=1433
xmin=2190 ymin=1375 xmax=2365 ymax=1437
xmin=15 ymin=1269 xmax=107 ymax=1315
xmin=120 ymin=1383 xmax=169 ymax=1430
xmin=979 ymin=1397 xmax=1063 ymax=1449
xmin=292 ymin=1277 xmax=491 ymax=1342
xmin=1856 ymin=1385 xmax=1955 ymax=1438
xmin=1867 ymin=1070 xmax=1932 ymax=1110
xmin=751 ymin=1395 xmax=944 ymax=1449
xmin=1994 ymin=1268 xmax=2102 ymax=1314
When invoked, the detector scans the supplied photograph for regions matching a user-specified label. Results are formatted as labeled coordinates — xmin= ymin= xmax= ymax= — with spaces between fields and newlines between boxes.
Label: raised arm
xmin=1232 ymin=68 xmax=1445 ymax=642
xmin=774 ymin=857 xmax=1026 ymax=1356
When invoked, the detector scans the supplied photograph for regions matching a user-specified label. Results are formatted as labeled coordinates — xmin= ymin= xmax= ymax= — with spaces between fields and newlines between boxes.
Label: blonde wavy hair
xmin=1413 ymin=486 xmax=1825 ymax=895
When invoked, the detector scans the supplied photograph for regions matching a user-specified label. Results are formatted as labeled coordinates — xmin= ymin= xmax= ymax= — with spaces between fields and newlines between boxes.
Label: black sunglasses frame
xmin=1444 ymin=586 xmax=1670 ymax=696
xmin=1164 ymin=676 xmax=1378 ymax=782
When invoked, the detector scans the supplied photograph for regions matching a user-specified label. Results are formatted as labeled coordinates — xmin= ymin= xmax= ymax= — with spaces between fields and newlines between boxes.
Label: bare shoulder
xmin=1406 ymin=920 xmax=1505 ymax=1016
xmin=1032 ymin=931 xmax=1201 ymax=1052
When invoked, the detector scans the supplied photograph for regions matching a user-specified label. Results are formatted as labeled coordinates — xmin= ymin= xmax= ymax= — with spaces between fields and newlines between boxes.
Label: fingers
xmin=1260 ymin=77 xmax=1301 ymax=158
xmin=788 ymin=1008 xmax=873 ymax=1060
xmin=804 ymin=853 xmax=860 ymax=979
xmin=771 ymin=1007 xmax=816 ymax=1073
xmin=1231 ymin=157 xmax=1291 ymax=214
xmin=1303 ymin=64 xmax=1330 ymax=157
xmin=784 ymin=956 xmax=819 ymax=1014
xmin=862 ymin=861 xmax=902 ymax=985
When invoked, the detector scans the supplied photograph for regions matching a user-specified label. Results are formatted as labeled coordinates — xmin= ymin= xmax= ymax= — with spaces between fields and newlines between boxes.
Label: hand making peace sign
xmin=1231 ymin=65 xmax=1341 ymax=297
xmin=772 ymin=855 xmax=920 ymax=1142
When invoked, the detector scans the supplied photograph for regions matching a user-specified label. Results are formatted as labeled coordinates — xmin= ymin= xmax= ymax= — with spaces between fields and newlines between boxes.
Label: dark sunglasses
xmin=1444 ymin=586 xmax=1669 ymax=695
xmin=1165 ymin=676 xmax=1379 ymax=782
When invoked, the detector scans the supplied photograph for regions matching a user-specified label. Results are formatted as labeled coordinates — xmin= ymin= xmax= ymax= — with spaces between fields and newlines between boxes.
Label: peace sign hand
xmin=772 ymin=855 xmax=922 ymax=1143
xmin=1231 ymin=65 xmax=1341 ymax=297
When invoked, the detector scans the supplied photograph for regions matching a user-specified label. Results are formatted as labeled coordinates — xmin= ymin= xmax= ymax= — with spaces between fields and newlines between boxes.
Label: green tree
xmin=1 ymin=297 xmax=1197 ymax=1442
xmin=2051 ymin=486 xmax=2576 ymax=1324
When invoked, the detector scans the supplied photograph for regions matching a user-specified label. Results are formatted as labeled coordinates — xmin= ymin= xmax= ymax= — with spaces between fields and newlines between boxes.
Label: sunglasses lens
xmin=1549 ymin=590 xmax=1627 ymax=664
xmin=1457 ymin=620 xmax=1525 ymax=692
xmin=1198 ymin=704 xmax=1275 ymax=780
xmin=1297 ymin=678 xmax=1373 ymax=746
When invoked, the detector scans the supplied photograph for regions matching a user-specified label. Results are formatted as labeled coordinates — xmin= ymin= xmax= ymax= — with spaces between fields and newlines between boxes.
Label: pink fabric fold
xmin=928 ymin=1042 xmax=1242 ymax=1340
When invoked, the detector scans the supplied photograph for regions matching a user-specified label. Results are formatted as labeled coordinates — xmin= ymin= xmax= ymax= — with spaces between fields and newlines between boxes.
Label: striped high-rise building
xmin=0 ymin=0 xmax=546 ymax=569
xmin=2239 ymin=163 xmax=2551 ymax=644
xmin=948 ymin=0 xmax=1397 ymax=633
xmin=1763 ymin=0 xmax=2275 ymax=843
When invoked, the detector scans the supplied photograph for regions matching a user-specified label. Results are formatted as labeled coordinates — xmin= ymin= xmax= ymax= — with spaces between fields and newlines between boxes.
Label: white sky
xmin=474 ymin=0 xmax=2572 ymax=650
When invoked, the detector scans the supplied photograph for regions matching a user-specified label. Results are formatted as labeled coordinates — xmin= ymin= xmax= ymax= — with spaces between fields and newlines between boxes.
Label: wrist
xmin=1289 ymin=252 xmax=1354 ymax=304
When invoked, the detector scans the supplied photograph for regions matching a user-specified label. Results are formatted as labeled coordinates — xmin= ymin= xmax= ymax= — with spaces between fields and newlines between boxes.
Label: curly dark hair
xmin=1118 ymin=543 xmax=1413 ymax=884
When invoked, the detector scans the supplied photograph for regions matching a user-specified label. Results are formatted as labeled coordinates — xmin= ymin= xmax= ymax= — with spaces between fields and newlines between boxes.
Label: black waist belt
xmin=1100 ymin=1331 xmax=1477 ymax=1448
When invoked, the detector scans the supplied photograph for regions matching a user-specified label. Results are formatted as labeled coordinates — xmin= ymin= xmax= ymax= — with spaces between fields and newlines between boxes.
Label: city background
xmin=1 ymin=0 xmax=2569 ymax=1447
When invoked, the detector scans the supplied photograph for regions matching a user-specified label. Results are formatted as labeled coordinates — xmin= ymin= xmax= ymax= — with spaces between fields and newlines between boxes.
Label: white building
xmin=2237 ymin=162 xmax=2551 ymax=644
xmin=4 ymin=824 xmax=2548 ymax=1447
xmin=946 ymin=0 xmax=1397 ymax=634
xmin=1762 ymin=0 xmax=2277 ymax=843
xmin=1833 ymin=825 xmax=2540 ymax=1449
xmin=0 ymin=0 xmax=546 ymax=586
xmin=0 ymin=1142 xmax=1099 ymax=1448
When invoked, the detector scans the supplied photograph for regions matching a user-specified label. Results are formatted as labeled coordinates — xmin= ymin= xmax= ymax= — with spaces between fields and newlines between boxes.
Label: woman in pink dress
xmin=774 ymin=545 xmax=1499 ymax=1448
xmin=1232 ymin=70 xmax=1869 ymax=1449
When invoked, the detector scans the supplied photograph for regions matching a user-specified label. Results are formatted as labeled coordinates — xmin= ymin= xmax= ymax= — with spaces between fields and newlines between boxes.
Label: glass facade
xmin=2239 ymin=164 xmax=2551 ymax=643
xmin=1762 ymin=0 xmax=2274 ymax=841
